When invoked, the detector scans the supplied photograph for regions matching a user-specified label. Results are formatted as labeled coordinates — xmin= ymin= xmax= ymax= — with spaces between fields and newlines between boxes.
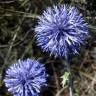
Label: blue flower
xmin=35 ymin=5 xmax=88 ymax=57
xmin=4 ymin=59 xmax=47 ymax=96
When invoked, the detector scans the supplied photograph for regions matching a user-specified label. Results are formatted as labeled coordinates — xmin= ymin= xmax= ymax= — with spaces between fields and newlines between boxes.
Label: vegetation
xmin=0 ymin=0 xmax=96 ymax=96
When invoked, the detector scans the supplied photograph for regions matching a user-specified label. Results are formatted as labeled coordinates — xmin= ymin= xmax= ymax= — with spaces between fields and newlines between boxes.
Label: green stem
xmin=64 ymin=54 xmax=74 ymax=96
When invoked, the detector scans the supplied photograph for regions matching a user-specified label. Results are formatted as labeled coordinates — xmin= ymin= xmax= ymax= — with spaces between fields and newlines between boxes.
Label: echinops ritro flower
xmin=4 ymin=59 xmax=47 ymax=96
xmin=35 ymin=5 xmax=88 ymax=57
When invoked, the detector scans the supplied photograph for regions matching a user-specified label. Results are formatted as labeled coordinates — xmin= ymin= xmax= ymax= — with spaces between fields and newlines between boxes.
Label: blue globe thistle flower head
xmin=35 ymin=4 xmax=88 ymax=58
xmin=4 ymin=59 xmax=47 ymax=96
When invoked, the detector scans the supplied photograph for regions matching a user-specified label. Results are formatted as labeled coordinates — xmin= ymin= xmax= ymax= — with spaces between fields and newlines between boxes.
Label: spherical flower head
xmin=35 ymin=4 xmax=88 ymax=57
xmin=4 ymin=59 xmax=47 ymax=96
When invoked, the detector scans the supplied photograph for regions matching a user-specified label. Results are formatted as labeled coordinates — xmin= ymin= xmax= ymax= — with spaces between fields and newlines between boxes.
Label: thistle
xmin=35 ymin=4 xmax=88 ymax=96
xmin=4 ymin=59 xmax=47 ymax=96
xmin=35 ymin=4 xmax=88 ymax=57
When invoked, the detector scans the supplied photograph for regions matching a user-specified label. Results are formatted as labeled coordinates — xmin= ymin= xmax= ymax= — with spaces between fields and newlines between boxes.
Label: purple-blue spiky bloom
xmin=4 ymin=59 xmax=47 ymax=96
xmin=35 ymin=5 xmax=88 ymax=57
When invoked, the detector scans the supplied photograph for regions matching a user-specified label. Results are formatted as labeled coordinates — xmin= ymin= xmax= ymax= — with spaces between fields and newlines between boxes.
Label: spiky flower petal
xmin=35 ymin=5 xmax=88 ymax=57
xmin=4 ymin=59 xmax=47 ymax=96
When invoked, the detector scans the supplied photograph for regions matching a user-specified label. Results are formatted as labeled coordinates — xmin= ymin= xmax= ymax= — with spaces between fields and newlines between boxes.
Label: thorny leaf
xmin=61 ymin=72 xmax=70 ymax=87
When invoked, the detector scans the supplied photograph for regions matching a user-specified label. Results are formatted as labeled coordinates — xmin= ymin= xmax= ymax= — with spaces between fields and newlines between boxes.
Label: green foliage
xmin=61 ymin=72 xmax=70 ymax=87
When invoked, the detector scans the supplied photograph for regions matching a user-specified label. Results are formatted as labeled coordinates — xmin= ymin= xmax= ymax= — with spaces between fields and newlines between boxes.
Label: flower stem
xmin=67 ymin=63 xmax=73 ymax=96
xmin=64 ymin=54 xmax=74 ymax=96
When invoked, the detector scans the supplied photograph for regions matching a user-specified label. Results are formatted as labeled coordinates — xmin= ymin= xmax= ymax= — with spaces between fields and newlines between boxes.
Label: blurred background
xmin=0 ymin=0 xmax=96 ymax=96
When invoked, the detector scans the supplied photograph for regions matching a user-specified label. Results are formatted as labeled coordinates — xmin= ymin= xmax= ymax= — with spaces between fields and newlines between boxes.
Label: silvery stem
xmin=64 ymin=53 xmax=74 ymax=96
